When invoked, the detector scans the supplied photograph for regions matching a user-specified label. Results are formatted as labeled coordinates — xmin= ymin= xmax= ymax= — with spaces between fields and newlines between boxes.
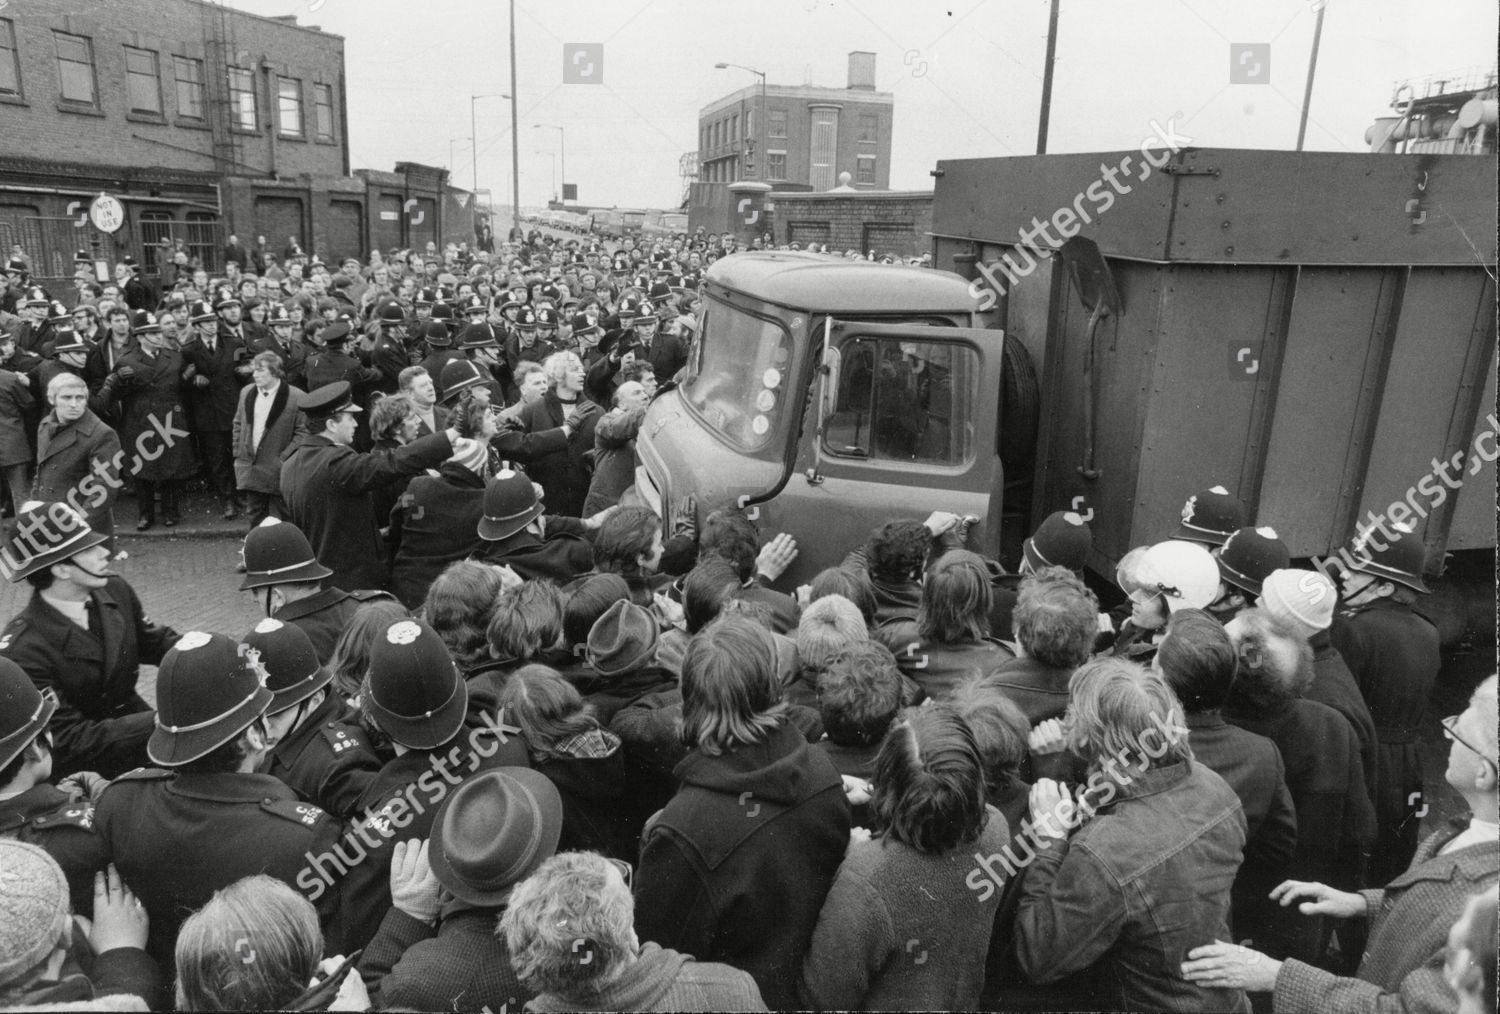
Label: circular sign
xmin=89 ymin=194 xmax=126 ymax=234
xmin=751 ymin=414 xmax=769 ymax=436
xmin=762 ymin=368 xmax=781 ymax=389
xmin=755 ymin=389 xmax=776 ymax=412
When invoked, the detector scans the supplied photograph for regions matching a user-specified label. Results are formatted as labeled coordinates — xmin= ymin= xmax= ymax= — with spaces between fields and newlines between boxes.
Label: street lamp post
xmin=470 ymin=93 xmax=511 ymax=194
xmin=714 ymin=62 xmax=766 ymax=181
xmin=534 ymin=124 xmax=566 ymax=201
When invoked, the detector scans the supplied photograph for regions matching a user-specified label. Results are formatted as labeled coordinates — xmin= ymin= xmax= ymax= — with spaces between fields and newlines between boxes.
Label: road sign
xmin=88 ymin=193 xmax=126 ymax=234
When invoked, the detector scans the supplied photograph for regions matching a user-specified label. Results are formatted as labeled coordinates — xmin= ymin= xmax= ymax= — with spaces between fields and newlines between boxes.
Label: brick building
xmin=0 ymin=0 xmax=457 ymax=290
xmin=698 ymin=52 xmax=894 ymax=190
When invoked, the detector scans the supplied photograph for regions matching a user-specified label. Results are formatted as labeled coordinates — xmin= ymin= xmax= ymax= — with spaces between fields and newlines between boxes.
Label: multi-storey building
xmin=0 ymin=0 xmax=451 ymax=288
xmin=697 ymin=52 xmax=894 ymax=191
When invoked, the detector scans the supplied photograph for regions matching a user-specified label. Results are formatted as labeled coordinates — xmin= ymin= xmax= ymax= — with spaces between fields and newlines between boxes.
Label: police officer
xmin=280 ymin=381 xmax=457 ymax=592
xmin=0 ymin=655 xmax=107 ymax=918
xmin=252 ymin=304 xmax=309 ymax=389
xmin=1173 ymin=484 xmax=1249 ymax=552
xmin=456 ymin=307 xmax=511 ymax=403
xmin=240 ymin=517 xmax=394 ymax=665
xmin=119 ymin=256 xmax=153 ymax=312
xmin=305 ymin=321 xmax=381 ymax=396
xmin=0 ymin=502 xmax=177 ymax=779
xmin=371 ymin=301 xmax=414 ymax=394
xmin=1207 ymin=525 xmax=1291 ymax=625
xmin=471 ymin=469 xmax=594 ymax=583
xmin=92 ymin=630 xmax=347 ymax=979
xmin=336 ymin=617 xmax=526 ymax=951
xmin=245 ymin=617 xmax=380 ymax=819
xmin=417 ymin=319 xmax=464 ymax=403
xmin=1328 ymin=521 xmax=1441 ymax=887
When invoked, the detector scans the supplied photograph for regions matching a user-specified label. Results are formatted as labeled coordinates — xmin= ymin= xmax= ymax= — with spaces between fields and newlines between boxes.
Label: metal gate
xmin=14 ymin=215 xmax=122 ymax=289
xmin=137 ymin=214 xmax=224 ymax=277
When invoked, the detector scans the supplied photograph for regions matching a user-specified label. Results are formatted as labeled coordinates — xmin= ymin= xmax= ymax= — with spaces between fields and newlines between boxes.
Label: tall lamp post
xmin=534 ymin=124 xmax=566 ymax=202
xmin=470 ymin=93 xmax=511 ymax=194
xmin=714 ymin=62 xmax=766 ymax=180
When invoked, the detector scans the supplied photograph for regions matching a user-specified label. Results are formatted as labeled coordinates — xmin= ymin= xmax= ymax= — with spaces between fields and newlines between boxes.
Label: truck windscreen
xmin=681 ymin=301 xmax=794 ymax=454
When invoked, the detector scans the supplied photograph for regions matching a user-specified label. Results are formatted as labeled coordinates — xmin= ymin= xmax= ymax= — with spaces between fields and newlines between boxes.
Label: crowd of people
xmin=0 ymin=229 xmax=1494 ymax=1013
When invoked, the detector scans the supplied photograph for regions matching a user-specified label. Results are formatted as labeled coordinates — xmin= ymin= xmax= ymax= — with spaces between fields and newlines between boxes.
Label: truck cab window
xmin=825 ymin=338 xmax=976 ymax=466
xmin=682 ymin=303 xmax=793 ymax=454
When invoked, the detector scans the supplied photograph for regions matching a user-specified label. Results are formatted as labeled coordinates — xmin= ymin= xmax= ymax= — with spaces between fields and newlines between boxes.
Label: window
xmin=173 ymin=56 xmax=203 ymax=118
xmin=857 ymin=155 xmax=877 ymax=184
xmin=1 ymin=19 xmax=20 ymax=97
xmin=124 ymin=46 xmax=162 ymax=114
xmin=824 ymin=337 xmax=978 ymax=465
xmin=277 ymin=76 xmax=302 ymax=136
xmin=683 ymin=300 xmax=794 ymax=454
xmin=767 ymin=151 xmax=787 ymax=180
xmin=857 ymin=112 xmax=878 ymax=143
xmin=313 ymin=83 xmax=334 ymax=140
xmin=769 ymin=109 xmax=787 ymax=137
xmin=54 ymin=31 xmax=96 ymax=105
xmin=227 ymin=66 xmax=256 ymax=129
xmin=730 ymin=114 xmax=738 ymax=142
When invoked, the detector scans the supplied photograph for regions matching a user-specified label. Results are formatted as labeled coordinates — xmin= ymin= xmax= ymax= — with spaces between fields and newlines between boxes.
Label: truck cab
xmin=634 ymin=252 xmax=1004 ymax=587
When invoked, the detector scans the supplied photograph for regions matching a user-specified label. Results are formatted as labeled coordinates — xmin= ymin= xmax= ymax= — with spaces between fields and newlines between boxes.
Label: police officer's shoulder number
xmin=320 ymin=723 xmax=364 ymax=755
xmin=0 ymin=618 xmax=27 ymax=652
xmin=262 ymin=796 xmax=328 ymax=828
xmin=32 ymin=801 xmax=95 ymax=831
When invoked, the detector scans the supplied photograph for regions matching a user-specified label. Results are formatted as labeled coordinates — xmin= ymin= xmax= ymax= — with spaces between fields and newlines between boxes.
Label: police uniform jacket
xmin=336 ymin=724 xmax=529 ymax=953
xmin=418 ymin=349 xmax=467 ymax=403
xmin=371 ymin=333 xmax=417 ymax=394
xmin=109 ymin=346 xmax=197 ymax=482
xmin=259 ymin=691 xmax=382 ymax=820
xmin=122 ymin=275 xmax=154 ymax=312
xmin=0 ymin=575 xmax=175 ymax=779
xmin=388 ymin=462 xmax=487 ymax=610
xmin=0 ymin=783 xmax=106 ymax=919
xmin=251 ymin=334 xmax=310 ymax=389
xmin=1330 ymin=597 xmax=1441 ymax=883
xmin=0 ymin=367 xmax=34 ymax=467
xmin=94 ymin=769 xmax=347 ymax=975
xmin=180 ymin=332 xmax=248 ymax=432
xmin=304 ymin=348 xmax=382 ymax=401
xmin=273 ymin=586 xmax=397 ymax=665
xmin=33 ymin=409 xmax=122 ymax=539
xmin=470 ymin=523 xmax=594 ymax=585
xmin=281 ymin=431 xmax=455 ymax=592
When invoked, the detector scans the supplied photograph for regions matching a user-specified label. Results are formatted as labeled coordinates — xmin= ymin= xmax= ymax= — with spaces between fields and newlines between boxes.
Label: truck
xmin=635 ymin=148 xmax=1497 ymax=622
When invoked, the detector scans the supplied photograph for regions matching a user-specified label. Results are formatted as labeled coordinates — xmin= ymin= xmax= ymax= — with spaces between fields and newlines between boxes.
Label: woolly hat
xmin=586 ymin=600 xmax=659 ymax=677
xmin=1258 ymin=569 xmax=1336 ymax=641
xmin=796 ymin=594 xmax=868 ymax=671
xmin=0 ymin=840 xmax=71 ymax=981
xmin=448 ymin=436 xmax=489 ymax=477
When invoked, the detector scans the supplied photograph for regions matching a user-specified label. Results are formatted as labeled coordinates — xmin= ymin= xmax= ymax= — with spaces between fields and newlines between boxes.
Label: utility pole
xmin=1296 ymin=3 xmax=1327 ymax=151
xmin=509 ymin=0 xmax=521 ymax=236
xmin=1036 ymin=0 xmax=1060 ymax=154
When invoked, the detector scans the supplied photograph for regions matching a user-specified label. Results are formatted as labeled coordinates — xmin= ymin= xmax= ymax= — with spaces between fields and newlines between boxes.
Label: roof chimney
xmin=848 ymin=51 xmax=876 ymax=90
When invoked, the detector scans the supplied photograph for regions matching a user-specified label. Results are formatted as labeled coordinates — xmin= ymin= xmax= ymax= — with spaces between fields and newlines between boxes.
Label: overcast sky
xmin=227 ymin=0 xmax=1497 ymax=210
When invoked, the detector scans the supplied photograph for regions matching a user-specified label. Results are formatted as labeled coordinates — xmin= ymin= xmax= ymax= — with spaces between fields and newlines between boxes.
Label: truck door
xmin=780 ymin=320 xmax=1006 ymax=579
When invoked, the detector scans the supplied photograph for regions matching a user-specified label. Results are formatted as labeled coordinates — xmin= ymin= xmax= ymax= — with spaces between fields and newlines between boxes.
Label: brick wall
xmin=769 ymin=191 xmax=934 ymax=257
xmin=0 ymin=0 xmax=346 ymax=180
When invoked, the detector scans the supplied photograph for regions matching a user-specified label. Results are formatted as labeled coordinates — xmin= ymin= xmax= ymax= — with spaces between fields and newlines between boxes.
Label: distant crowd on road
xmin=0 ymin=225 xmax=1493 ymax=1014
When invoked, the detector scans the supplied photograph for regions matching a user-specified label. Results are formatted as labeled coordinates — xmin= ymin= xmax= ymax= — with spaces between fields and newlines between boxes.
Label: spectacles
xmin=1442 ymin=714 xmax=1497 ymax=767
xmin=606 ymin=857 xmax=633 ymax=890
